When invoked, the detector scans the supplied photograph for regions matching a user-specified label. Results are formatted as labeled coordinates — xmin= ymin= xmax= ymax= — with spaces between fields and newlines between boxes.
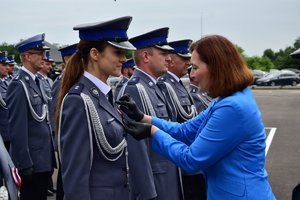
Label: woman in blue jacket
xmin=116 ymin=35 xmax=276 ymax=199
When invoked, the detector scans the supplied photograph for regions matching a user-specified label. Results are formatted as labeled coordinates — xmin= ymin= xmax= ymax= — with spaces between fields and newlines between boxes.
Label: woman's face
xmin=190 ymin=50 xmax=209 ymax=92
xmin=96 ymin=45 xmax=127 ymax=78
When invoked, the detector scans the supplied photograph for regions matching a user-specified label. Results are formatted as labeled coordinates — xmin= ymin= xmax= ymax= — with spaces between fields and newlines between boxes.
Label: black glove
xmin=122 ymin=114 xmax=152 ymax=140
xmin=18 ymin=167 xmax=34 ymax=176
xmin=116 ymin=94 xmax=144 ymax=122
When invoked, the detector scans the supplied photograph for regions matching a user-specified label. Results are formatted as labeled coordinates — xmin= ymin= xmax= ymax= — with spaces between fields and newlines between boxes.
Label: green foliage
xmin=245 ymin=56 xmax=274 ymax=71
xmin=263 ymin=49 xmax=275 ymax=62
xmin=125 ymin=50 xmax=134 ymax=59
xmin=0 ymin=43 xmax=20 ymax=64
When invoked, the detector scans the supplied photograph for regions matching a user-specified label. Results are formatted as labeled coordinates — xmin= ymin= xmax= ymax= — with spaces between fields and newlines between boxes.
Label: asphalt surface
xmin=48 ymin=88 xmax=300 ymax=200
xmin=254 ymin=89 xmax=300 ymax=200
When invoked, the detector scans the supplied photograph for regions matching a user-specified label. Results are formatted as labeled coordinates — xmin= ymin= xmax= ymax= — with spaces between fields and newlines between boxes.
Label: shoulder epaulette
xmin=191 ymin=88 xmax=197 ymax=93
xmin=68 ymin=83 xmax=84 ymax=95
xmin=158 ymin=76 xmax=166 ymax=81
xmin=12 ymin=75 xmax=20 ymax=81
xmin=127 ymin=77 xmax=140 ymax=85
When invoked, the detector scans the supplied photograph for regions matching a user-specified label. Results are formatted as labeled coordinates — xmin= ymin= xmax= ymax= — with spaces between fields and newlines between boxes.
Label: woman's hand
xmin=122 ymin=114 xmax=152 ymax=140
xmin=116 ymin=94 xmax=144 ymax=122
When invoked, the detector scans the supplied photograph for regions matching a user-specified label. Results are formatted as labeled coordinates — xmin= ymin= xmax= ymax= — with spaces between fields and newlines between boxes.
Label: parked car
xmin=252 ymin=69 xmax=267 ymax=85
xmin=283 ymin=68 xmax=300 ymax=75
xmin=256 ymin=70 xmax=300 ymax=86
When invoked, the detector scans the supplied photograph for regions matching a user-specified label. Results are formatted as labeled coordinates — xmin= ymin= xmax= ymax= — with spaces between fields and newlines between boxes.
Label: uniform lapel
xmin=19 ymin=70 xmax=42 ymax=98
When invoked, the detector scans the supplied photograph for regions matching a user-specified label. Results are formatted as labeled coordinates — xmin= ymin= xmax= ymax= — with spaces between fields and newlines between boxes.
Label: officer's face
xmin=26 ymin=50 xmax=45 ymax=72
xmin=41 ymin=61 xmax=52 ymax=74
xmin=190 ymin=50 xmax=209 ymax=92
xmin=0 ymin=63 xmax=9 ymax=78
xmin=95 ymin=45 xmax=126 ymax=78
xmin=8 ymin=64 xmax=14 ymax=75
xmin=170 ymin=54 xmax=190 ymax=78
xmin=148 ymin=48 xmax=170 ymax=77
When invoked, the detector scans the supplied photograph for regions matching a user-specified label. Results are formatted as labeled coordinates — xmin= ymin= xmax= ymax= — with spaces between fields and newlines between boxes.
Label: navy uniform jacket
xmin=123 ymin=69 xmax=182 ymax=200
xmin=157 ymin=72 xmax=194 ymax=123
xmin=114 ymin=76 xmax=128 ymax=101
xmin=59 ymin=76 xmax=129 ymax=200
xmin=6 ymin=69 xmax=56 ymax=172
xmin=0 ymin=80 xmax=9 ymax=142
xmin=188 ymin=84 xmax=211 ymax=113
xmin=0 ymin=135 xmax=19 ymax=200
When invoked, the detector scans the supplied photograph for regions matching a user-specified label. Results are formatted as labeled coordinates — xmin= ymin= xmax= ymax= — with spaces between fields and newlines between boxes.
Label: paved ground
xmin=254 ymin=89 xmax=300 ymax=200
xmin=48 ymin=89 xmax=300 ymax=200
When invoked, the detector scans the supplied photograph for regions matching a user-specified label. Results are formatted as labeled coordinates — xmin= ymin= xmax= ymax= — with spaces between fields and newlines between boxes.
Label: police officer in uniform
xmin=56 ymin=16 xmax=136 ymax=200
xmin=6 ymin=55 xmax=17 ymax=82
xmin=157 ymin=39 xmax=196 ymax=123
xmin=188 ymin=66 xmax=212 ymax=113
xmin=0 ymin=51 xmax=10 ymax=151
xmin=37 ymin=51 xmax=54 ymax=104
xmin=116 ymin=28 xmax=183 ymax=200
xmin=114 ymin=58 xmax=135 ymax=100
xmin=7 ymin=33 xmax=56 ymax=200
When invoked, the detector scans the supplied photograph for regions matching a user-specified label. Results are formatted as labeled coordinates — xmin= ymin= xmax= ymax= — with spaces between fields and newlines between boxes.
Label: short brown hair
xmin=190 ymin=35 xmax=253 ymax=98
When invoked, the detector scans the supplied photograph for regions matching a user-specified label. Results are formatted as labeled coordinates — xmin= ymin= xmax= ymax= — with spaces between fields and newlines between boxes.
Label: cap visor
xmin=107 ymin=41 xmax=136 ymax=51
xmin=154 ymin=44 xmax=174 ymax=51
xmin=177 ymin=52 xmax=191 ymax=58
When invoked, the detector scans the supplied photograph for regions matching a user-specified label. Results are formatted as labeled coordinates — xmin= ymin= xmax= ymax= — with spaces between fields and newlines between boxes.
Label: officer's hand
xmin=18 ymin=167 xmax=34 ymax=176
xmin=116 ymin=94 xmax=144 ymax=122
xmin=123 ymin=115 xmax=152 ymax=140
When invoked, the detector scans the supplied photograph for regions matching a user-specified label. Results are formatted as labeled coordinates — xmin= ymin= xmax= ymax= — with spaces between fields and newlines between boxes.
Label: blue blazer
xmin=59 ymin=76 xmax=130 ymax=200
xmin=151 ymin=87 xmax=276 ymax=200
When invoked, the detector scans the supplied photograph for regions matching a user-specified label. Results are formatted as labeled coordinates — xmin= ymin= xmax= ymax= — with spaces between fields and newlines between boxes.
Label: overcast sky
xmin=1 ymin=0 xmax=299 ymax=56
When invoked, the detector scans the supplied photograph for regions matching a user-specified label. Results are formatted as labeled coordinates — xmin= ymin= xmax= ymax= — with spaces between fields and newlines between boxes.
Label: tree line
xmin=1 ymin=37 xmax=300 ymax=72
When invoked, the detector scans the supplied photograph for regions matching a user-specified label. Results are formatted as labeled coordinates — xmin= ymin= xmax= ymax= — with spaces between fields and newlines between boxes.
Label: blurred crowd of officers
xmin=0 ymin=16 xmax=213 ymax=200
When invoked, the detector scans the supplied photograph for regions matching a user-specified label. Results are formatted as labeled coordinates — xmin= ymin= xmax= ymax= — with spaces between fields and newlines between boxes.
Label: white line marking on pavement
xmin=265 ymin=127 xmax=277 ymax=156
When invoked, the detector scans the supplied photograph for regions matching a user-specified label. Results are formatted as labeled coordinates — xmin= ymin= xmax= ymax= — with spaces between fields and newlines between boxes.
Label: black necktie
xmin=35 ymin=78 xmax=40 ymax=87
xmin=46 ymin=78 xmax=50 ymax=86
xmin=179 ymin=80 xmax=184 ymax=86
xmin=107 ymin=90 xmax=114 ymax=107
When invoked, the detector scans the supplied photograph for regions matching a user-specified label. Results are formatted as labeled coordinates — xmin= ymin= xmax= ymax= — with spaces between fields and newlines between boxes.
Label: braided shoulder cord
xmin=136 ymin=83 xmax=156 ymax=117
xmin=80 ymin=93 xmax=127 ymax=162
xmin=164 ymin=82 xmax=196 ymax=121
xmin=196 ymin=93 xmax=210 ymax=109
xmin=0 ymin=93 xmax=7 ymax=109
xmin=20 ymin=80 xmax=47 ymax=122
